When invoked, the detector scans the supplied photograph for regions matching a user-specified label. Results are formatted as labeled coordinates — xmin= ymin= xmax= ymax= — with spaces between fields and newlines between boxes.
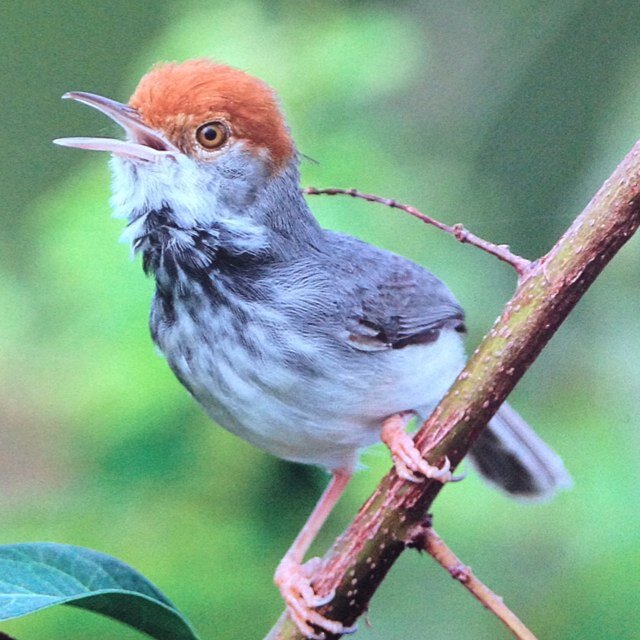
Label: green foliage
xmin=0 ymin=543 xmax=199 ymax=640
xmin=2 ymin=2 xmax=640 ymax=639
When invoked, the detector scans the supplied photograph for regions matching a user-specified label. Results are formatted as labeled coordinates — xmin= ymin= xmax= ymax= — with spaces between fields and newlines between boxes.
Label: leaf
xmin=0 ymin=543 xmax=200 ymax=640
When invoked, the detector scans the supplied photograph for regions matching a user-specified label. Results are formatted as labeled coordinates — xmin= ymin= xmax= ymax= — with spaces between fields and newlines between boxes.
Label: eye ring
xmin=195 ymin=121 xmax=229 ymax=150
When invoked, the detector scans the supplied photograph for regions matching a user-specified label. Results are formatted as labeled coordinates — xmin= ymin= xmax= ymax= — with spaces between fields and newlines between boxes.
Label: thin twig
xmin=303 ymin=186 xmax=532 ymax=277
xmin=410 ymin=524 xmax=537 ymax=640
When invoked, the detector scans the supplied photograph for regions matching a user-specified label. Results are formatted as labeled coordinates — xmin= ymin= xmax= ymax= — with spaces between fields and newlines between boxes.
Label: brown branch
xmin=411 ymin=524 xmax=537 ymax=640
xmin=303 ymin=186 xmax=532 ymax=276
xmin=269 ymin=142 xmax=640 ymax=639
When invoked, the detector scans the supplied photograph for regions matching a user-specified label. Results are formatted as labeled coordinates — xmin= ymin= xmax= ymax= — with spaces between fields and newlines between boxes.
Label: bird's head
xmin=55 ymin=59 xmax=311 ymax=252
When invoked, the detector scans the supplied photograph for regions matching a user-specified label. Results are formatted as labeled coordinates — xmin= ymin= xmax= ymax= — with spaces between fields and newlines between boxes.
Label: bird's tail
xmin=468 ymin=403 xmax=572 ymax=500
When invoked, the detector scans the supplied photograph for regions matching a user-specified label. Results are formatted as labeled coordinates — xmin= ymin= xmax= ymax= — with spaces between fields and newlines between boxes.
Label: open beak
xmin=53 ymin=91 xmax=179 ymax=162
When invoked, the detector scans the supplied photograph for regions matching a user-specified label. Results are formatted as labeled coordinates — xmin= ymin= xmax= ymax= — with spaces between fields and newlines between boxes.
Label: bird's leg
xmin=381 ymin=412 xmax=453 ymax=483
xmin=275 ymin=468 xmax=357 ymax=639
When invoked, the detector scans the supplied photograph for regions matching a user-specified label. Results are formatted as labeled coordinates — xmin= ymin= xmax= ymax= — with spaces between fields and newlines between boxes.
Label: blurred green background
xmin=2 ymin=1 xmax=639 ymax=638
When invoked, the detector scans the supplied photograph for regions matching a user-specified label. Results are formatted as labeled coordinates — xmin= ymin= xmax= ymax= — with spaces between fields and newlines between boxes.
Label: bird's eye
xmin=195 ymin=121 xmax=228 ymax=150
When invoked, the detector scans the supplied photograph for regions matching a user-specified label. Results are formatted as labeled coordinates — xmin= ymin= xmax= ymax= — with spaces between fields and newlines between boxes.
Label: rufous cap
xmin=129 ymin=59 xmax=295 ymax=170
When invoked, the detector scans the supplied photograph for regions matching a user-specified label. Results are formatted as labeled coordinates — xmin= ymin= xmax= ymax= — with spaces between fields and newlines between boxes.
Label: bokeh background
xmin=2 ymin=2 xmax=639 ymax=638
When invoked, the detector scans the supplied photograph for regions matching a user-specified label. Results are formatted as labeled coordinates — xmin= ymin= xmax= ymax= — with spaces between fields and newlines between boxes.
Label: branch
xmin=411 ymin=524 xmax=537 ymax=640
xmin=303 ymin=186 xmax=531 ymax=276
xmin=270 ymin=142 xmax=640 ymax=639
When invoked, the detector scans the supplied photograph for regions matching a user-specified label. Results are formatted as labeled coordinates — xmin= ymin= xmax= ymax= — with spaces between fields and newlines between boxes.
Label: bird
xmin=54 ymin=59 xmax=571 ymax=638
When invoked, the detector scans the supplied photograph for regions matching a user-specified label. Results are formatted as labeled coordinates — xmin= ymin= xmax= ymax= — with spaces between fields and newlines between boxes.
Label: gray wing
xmin=326 ymin=233 xmax=466 ymax=352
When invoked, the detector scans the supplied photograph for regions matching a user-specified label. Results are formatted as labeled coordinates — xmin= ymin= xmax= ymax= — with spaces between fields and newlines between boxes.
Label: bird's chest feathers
xmin=148 ymin=271 xmax=309 ymax=440
xmin=119 ymin=200 xmax=271 ymax=299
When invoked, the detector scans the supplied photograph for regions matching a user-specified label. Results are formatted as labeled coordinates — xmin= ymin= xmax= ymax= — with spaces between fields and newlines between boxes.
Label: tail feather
xmin=469 ymin=403 xmax=572 ymax=501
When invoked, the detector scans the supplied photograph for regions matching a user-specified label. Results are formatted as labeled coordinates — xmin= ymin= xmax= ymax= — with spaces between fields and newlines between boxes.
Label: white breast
xmin=157 ymin=292 xmax=465 ymax=471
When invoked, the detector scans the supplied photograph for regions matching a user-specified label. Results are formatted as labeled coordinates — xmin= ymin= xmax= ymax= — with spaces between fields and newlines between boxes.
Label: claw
xmin=381 ymin=414 xmax=454 ymax=484
xmin=275 ymin=556 xmax=358 ymax=638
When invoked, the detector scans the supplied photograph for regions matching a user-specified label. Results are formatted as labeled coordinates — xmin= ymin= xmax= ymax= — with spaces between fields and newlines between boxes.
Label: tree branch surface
xmin=269 ymin=142 xmax=640 ymax=639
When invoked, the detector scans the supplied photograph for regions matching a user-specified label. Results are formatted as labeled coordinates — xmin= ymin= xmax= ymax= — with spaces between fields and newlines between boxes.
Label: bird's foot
xmin=275 ymin=556 xmax=357 ymax=639
xmin=381 ymin=413 xmax=453 ymax=483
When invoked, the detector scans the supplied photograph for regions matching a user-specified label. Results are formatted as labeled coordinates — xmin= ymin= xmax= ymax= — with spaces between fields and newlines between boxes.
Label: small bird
xmin=55 ymin=59 xmax=571 ymax=638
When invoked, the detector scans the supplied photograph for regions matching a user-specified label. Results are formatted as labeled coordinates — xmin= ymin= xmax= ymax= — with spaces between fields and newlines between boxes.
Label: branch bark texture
xmin=268 ymin=142 xmax=640 ymax=639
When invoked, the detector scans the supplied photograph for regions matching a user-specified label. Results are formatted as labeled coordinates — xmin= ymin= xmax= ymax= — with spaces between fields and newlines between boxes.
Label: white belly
xmin=156 ymin=296 xmax=465 ymax=470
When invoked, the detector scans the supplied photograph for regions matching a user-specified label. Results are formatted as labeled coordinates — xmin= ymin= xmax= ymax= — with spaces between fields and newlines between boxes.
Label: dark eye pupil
xmin=204 ymin=127 xmax=218 ymax=141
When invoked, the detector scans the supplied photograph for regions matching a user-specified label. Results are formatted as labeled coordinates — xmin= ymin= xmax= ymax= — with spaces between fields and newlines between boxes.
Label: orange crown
xmin=129 ymin=59 xmax=294 ymax=170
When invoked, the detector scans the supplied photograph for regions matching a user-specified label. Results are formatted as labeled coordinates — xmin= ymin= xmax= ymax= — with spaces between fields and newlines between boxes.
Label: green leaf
xmin=0 ymin=543 xmax=200 ymax=640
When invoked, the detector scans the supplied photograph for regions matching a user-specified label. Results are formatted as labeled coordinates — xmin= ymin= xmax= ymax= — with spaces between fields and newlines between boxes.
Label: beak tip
xmin=52 ymin=138 xmax=74 ymax=148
